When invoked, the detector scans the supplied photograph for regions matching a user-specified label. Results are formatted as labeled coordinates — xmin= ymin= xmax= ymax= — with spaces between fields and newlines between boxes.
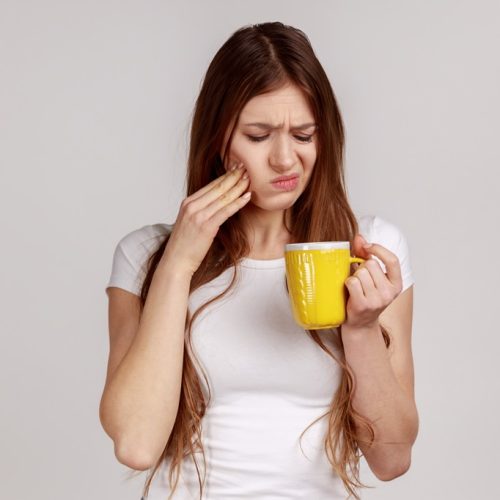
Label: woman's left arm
xmin=341 ymin=234 xmax=419 ymax=481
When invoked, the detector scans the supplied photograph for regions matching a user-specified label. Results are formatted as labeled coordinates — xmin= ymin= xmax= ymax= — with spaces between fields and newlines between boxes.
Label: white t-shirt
xmin=105 ymin=214 xmax=415 ymax=499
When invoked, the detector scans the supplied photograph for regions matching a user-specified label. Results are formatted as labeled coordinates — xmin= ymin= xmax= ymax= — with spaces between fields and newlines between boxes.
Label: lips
xmin=271 ymin=176 xmax=299 ymax=191
xmin=271 ymin=173 xmax=299 ymax=183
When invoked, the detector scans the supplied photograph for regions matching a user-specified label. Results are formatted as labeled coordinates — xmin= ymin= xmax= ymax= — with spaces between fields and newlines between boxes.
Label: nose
xmin=269 ymin=134 xmax=296 ymax=171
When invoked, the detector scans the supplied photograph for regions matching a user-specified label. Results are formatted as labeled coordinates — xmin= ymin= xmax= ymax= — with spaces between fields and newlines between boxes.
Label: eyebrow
xmin=243 ymin=122 xmax=317 ymax=131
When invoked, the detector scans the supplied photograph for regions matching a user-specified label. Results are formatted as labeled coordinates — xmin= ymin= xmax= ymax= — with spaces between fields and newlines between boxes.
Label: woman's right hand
xmin=162 ymin=161 xmax=251 ymax=277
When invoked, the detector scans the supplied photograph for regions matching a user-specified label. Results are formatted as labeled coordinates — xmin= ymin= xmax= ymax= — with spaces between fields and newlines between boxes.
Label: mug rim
xmin=285 ymin=241 xmax=350 ymax=251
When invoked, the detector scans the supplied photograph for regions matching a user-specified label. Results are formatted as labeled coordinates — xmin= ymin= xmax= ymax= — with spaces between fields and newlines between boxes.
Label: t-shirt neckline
xmin=239 ymin=256 xmax=285 ymax=269
xmin=159 ymin=223 xmax=286 ymax=269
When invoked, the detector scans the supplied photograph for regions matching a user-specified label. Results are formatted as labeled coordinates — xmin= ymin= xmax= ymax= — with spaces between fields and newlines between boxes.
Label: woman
xmin=100 ymin=22 xmax=418 ymax=500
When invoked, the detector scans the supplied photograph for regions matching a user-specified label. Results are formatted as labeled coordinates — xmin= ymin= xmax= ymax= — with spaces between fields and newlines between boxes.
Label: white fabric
xmin=105 ymin=214 xmax=415 ymax=499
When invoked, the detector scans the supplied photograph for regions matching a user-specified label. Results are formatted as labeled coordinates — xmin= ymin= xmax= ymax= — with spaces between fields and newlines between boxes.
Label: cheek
xmin=229 ymin=144 xmax=266 ymax=178
xmin=300 ymin=152 xmax=315 ymax=173
xmin=227 ymin=141 xmax=256 ymax=167
xmin=306 ymin=150 xmax=317 ymax=171
xmin=301 ymin=153 xmax=316 ymax=184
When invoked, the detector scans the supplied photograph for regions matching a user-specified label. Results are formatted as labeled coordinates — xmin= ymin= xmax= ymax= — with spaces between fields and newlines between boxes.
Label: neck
xmin=240 ymin=206 xmax=292 ymax=256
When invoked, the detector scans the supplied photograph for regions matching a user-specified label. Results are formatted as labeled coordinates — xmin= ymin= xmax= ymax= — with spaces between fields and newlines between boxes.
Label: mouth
xmin=271 ymin=174 xmax=299 ymax=191
xmin=270 ymin=173 xmax=299 ymax=183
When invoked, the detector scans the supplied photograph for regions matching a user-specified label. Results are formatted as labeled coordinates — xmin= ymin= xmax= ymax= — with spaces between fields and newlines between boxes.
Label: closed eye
xmin=246 ymin=135 xmax=313 ymax=143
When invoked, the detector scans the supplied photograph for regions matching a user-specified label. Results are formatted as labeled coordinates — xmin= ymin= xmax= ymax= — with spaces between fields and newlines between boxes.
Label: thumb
xmin=352 ymin=233 xmax=372 ymax=259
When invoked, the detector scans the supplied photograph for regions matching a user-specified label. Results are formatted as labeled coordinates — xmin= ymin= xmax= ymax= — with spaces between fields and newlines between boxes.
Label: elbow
xmin=375 ymin=411 xmax=418 ymax=481
xmin=115 ymin=441 xmax=155 ymax=471
xmin=99 ymin=401 xmax=165 ymax=471
xmin=374 ymin=456 xmax=411 ymax=482
xmin=115 ymin=433 xmax=173 ymax=471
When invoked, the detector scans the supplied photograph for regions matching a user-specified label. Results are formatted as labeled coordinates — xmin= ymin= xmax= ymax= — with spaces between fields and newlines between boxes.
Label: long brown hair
xmin=130 ymin=22 xmax=391 ymax=500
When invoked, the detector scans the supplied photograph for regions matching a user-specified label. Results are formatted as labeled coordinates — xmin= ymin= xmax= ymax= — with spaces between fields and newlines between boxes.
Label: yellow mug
xmin=284 ymin=242 xmax=365 ymax=329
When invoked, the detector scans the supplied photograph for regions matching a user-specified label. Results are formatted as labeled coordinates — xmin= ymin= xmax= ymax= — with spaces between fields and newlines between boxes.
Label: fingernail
xmin=230 ymin=164 xmax=238 ymax=171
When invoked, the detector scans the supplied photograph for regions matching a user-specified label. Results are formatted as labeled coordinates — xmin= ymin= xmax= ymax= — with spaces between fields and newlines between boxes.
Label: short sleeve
xmin=360 ymin=215 xmax=415 ymax=293
xmin=105 ymin=223 xmax=173 ymax=297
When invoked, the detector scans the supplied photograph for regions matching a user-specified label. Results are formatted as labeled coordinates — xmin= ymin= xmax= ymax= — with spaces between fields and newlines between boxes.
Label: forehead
xmin=238 ymin=84 xmax=314 ymax=124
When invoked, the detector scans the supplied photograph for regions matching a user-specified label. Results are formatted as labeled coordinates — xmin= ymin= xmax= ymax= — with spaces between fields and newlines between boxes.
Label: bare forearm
xmin=100 ymin=257 xmax=191 ymax=468
xmin=341 ymin=322 xmax=419 ymax=480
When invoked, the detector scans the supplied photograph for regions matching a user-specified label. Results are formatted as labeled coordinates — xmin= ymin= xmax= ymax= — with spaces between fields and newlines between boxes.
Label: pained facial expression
xmin=220 ymin=83 xmax=318 ymax=211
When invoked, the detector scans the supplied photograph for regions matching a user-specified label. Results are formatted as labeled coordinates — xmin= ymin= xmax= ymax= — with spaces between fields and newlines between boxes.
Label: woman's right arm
xmin=99 ymin=251 xmax=192 ymax=471
xmin=99 ymin=161 xmax=250 ymax=470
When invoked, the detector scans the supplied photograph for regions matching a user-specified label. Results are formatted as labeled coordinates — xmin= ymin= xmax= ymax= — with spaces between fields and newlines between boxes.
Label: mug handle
xmin=349 ymin=257 xmax=365 ymax=264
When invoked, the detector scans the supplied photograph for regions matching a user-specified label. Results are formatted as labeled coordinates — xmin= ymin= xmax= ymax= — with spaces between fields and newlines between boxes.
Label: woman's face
xmin=221 ymin=83 xmax=318 ymax=212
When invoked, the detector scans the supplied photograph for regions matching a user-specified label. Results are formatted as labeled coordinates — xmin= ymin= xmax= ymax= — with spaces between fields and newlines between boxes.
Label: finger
xmin=189 ymin=163 xmax=246 ymax=208
xmin=363 ymin=258 xmax=390 ymax=290
xmin=352 ymin=266 xmax=377 ymax=299
xmin=205 ymin=171 xmax=250 ymax=221
xmin=188 ymin=161 xmax=243 ymax=203
xmin=209 ymin=185 xmax=252 ymax=227
xmin=363 ymin=243 xmax=402 ymax=289
xmin=352 ymin=233 xmax=373 ymax=260
xmin=345 ymin=276 xmax=366 ymax=304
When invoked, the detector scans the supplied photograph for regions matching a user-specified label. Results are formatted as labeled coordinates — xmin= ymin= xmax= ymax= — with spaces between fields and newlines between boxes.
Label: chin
xmin=252 ymin=194 xmax=298 ymax=211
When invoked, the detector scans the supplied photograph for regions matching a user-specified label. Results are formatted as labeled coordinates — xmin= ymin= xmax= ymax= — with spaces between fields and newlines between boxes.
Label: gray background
xmin=1 ymin=1 xmax=499 ymax=499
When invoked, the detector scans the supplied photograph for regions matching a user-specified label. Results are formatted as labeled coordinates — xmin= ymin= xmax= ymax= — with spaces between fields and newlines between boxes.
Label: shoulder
xmin=356 ymin=213 xmax=415 ymax=292
xmin=357 ymin=213 xmax=408 ymax=249
xmin=106 ymin=222 xmax=174 ymax=296
xmin=117 ymin=222 xmax=173 ymax=257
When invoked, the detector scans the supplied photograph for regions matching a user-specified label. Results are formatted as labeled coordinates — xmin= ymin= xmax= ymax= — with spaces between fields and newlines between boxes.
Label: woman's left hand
xmin=343 ymin=234 xmax=403 ymax=330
